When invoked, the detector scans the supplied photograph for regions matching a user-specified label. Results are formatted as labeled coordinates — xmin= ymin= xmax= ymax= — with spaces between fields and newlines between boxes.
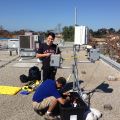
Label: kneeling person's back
xmin=32 ymin=79 xmax=61 ymax=103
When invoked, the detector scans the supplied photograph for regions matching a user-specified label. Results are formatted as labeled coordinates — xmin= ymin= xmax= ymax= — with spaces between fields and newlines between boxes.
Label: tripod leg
xmin=67 ymin=74 xmax=72 ymax=81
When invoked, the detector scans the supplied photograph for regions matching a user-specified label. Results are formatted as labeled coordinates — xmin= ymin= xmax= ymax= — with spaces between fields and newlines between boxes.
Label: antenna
xmin=75 ymin=7 xmax=77 ymax=26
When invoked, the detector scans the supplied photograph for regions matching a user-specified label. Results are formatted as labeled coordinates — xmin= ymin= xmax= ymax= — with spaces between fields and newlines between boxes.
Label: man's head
xmin=56 ymin=77 xmax=66 ymax=89
xmin=46 ymin=32 xmax=55 ymax=45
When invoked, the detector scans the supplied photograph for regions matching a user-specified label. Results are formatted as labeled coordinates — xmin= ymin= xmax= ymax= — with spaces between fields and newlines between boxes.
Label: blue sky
xmin=0 ymin=0 xmax=120 ymax=31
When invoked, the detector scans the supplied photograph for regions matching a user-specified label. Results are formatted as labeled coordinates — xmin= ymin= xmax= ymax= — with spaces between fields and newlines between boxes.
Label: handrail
xmin=100 ymin=54 xmax=120 ymax=71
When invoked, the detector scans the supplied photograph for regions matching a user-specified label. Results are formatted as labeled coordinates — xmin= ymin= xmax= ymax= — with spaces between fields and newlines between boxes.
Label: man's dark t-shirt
xmin=37 ymin=43 xmax=61 ymax=68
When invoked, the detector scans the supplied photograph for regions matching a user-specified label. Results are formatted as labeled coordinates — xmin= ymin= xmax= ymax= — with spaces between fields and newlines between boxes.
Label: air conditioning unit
xmin=8 ymin=39 xmax=19 ymax=49
xmin=19 ymin=35 xmax=35 ymax=49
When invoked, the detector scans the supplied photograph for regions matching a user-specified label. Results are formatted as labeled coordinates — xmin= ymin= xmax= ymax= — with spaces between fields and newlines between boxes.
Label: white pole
xmin=75 ymin=7 xmax=77 ymax=26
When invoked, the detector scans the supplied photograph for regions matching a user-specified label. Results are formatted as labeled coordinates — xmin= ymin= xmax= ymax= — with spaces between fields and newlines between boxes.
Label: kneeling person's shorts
xmin=32 ymin=96 xmax=56 ymax=110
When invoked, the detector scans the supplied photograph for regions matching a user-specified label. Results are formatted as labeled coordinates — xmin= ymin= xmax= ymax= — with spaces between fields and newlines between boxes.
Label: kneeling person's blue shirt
xmin=32 ymin=79 xmax=61 ymax=102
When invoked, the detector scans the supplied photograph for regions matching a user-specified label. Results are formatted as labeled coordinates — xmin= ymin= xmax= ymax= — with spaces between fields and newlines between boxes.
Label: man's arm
xmin=36 ymin=43 xmax=51 ymax=58
xmin=36 ymin=53 xmax=51 ymax=58
xmin=57 ymin=96 xmax=70 ymax=105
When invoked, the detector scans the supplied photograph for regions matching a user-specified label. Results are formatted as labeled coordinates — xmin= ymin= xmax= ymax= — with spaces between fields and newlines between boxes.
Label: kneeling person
xmin=32 ymin=77 xmax=70 ymax=119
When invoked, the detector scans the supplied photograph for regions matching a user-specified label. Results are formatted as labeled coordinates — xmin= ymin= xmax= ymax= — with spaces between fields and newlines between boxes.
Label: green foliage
xmin=61 ymin=26 xmax=119 ymax=41
xmin=117 ymin=29 xmax=120 ymax=34
xmin=0 ymin=25 xmax=120 ymax=39
xmin=62 ymin=26 xmax=74 ymax=41
xmin=108 ymin=28 xmax=115 ymax=34
xmin=92 ymin=28 xmax=108 ymax=38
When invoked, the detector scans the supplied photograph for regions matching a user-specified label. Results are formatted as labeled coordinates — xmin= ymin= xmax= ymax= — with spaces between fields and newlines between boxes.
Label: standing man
xmin=36 ymin=32 xmax=61 ymax=81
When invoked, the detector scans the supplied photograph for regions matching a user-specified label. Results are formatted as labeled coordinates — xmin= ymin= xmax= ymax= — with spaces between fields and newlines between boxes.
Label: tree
xmin=117 ymin=29 xmax=120 ymax=34
xmin=92 ymin=28 xmax=107 ymax=38
xmin=62 ymin=26 xmax=74 ymax=41
xmin=108 ymin=28 xmax=115 ymax=34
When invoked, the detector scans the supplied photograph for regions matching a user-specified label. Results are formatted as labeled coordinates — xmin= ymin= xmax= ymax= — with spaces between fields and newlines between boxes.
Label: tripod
xmin=66 ymin=45 xmax=85 ymax=99
xmin=71 ymin=45 xmax=82 ymax=95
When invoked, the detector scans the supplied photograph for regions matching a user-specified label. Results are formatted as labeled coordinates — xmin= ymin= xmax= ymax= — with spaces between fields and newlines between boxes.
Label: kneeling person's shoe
xmin=44 ymin=113 xmax=56 ymax=120
xmin=34 ymin=109 xmax=43 ymax=116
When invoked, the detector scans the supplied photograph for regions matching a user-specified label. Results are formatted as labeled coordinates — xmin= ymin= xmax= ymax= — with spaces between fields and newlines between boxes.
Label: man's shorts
xmin=32 ymin=96 xmax=56 ymax=110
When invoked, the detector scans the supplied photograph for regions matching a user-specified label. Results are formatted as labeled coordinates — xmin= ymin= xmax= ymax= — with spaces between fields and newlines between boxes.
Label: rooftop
xmin=0 ymin=46 xmax=120 ymax=120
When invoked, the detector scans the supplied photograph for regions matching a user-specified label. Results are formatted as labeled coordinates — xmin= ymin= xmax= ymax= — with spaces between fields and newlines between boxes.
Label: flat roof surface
xmin=0 ymin=48 xmax=120 ymax=120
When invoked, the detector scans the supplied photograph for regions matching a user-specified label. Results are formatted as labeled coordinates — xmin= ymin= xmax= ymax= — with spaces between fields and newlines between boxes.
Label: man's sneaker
xmin=55 ymin=115 xmax=61 ymax=120
xmin=34 ymin=109 xmax=43 ymax=116
xmin=44 ymin=113 xmax=56 ymax=120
